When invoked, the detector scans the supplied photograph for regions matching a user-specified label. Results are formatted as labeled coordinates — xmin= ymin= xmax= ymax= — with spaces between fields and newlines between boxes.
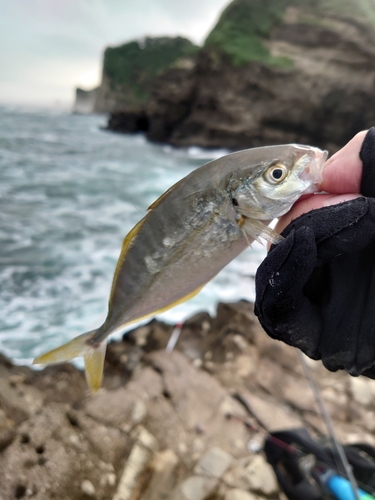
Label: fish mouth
xmin=297 ymin=148 xmax=328 ymax=191
xmin=315 ymin=147 xmax=329 ymax=165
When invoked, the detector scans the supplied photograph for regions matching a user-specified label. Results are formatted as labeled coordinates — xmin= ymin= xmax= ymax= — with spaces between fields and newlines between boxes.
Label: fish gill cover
xmin=204 ymin=0 xmax=375 ymax=67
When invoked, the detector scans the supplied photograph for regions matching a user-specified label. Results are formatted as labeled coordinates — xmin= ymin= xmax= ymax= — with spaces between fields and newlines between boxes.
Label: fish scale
xmin=34 ymin=143 xmax=328 ymax=391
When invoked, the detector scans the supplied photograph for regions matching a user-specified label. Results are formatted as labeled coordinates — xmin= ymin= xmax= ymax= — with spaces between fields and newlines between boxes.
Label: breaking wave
xmin=0 ymin=107 xmax=266 ymax=364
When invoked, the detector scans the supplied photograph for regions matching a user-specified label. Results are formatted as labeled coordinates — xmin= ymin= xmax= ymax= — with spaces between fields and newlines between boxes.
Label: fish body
xmin=34 ymin=144 xmax=328 ymax=390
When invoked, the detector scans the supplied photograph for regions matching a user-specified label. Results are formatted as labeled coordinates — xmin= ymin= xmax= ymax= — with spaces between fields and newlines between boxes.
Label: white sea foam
xmin=0 ymin=107 xmax=266 ymax=364
xmin=186 ymin=146 xmax=230 ymax=159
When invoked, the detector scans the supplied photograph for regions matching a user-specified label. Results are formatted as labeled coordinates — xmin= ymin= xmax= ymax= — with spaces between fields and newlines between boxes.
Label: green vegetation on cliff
xmin=103 ymin=36 xmax=198 ymax=102
xmin=100 ymin=0 xmax=375 ymax=101
xmin=205 ymin=0 xmax=292 ymax=66
xmin=204 ymin=0 xmax=375 ymax=67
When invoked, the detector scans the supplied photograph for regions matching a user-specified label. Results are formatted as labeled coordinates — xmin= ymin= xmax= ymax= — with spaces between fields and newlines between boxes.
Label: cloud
xmin=0 ymin=0 xmax=229 ymax=106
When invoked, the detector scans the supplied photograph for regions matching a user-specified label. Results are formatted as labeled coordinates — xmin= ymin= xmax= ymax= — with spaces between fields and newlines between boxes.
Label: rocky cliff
xmin=93 ymin=36 xmax=198 ymax=114
xmin=73 ymin=87 xmax=100 ymax=114
xmin=103 ymin=0 xmax=375 ymax=152
xmin=1 ymin=301 xmax=375 ymax=500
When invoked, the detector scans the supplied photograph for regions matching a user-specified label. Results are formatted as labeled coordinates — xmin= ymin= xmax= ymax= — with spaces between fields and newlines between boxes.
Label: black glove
xmin=254 ymin=127 xmax=375 ymax=378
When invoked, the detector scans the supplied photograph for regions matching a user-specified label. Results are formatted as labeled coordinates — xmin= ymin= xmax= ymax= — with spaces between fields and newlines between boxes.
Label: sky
xmin=0 ymin=0 xmax=229 ymax=108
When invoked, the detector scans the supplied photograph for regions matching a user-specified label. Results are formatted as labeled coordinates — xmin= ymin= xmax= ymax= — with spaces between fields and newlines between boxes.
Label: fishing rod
xmin=164 ymin=319 xmax=364 ymax=500
xmin=165 ymin=322 xmax=183 ymax=352
xmin=226 ymin=412 xmax=375 ymax=500
xmin=298 ymin=351 xmax=361 ymax=500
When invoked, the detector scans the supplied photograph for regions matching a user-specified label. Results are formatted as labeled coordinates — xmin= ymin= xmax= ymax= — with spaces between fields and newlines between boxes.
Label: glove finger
xmin=255 ymin=226 xmax=322 ymax=359
xmin=257 ymin=197 xmax=375 ymax=375
xmin=360 ymin=126 xmax=375 ymax=197
xmin=282 ymin=197 xmax=375 ymax=263
xmin=318 ymin=241 xmax=375 ymax=375
xmin=361 ymin=365 xmax=375 ymax=379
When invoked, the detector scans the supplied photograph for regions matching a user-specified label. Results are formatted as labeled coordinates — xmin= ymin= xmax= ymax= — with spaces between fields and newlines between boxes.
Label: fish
xmin=33 ymin=143 xmax=328 ymax=391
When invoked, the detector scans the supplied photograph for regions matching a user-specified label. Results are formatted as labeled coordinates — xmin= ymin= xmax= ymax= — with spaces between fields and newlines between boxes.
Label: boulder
xmin=0 ymin=403 xmax=130 ymax=500
xmin=1 ymin=299 xmax=375 ymax=499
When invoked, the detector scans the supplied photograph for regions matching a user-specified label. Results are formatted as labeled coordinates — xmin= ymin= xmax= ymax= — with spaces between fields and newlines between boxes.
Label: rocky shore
xmin=74 ymin=0 xmax=375 ymax=152
xmin=1 ymin=301 xmax=375 ymax=500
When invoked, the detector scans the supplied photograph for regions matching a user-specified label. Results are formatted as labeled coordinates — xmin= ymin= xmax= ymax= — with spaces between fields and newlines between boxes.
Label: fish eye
xmin=265 ymin=163 xmax=288 ymax=184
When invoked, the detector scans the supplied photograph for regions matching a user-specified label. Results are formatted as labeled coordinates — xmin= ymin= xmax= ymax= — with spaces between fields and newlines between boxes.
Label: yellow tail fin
xmin=33 ymin=331 xmax=106 ymax=392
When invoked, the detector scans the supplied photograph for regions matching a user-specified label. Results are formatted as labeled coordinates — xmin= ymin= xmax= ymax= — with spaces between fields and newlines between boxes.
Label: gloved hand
xmin=254 ymin=127 xmax=375 ymax=378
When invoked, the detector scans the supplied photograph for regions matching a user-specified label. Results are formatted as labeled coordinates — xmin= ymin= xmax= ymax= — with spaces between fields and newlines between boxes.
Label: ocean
xmin=0 ymin=106 xmax=266 ymax=365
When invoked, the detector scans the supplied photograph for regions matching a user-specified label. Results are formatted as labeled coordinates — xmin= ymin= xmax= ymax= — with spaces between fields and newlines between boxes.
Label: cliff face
xmin=73 ymin=87 xmax=100 ymax=114
xmin=94 ymin=36 xmax=198 ymax=114
xmin=105 ymin=0 xmax=375 ymax=151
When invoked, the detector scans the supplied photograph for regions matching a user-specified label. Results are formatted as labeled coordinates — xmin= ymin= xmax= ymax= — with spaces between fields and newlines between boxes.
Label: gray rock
xmin=83 ymin=366 xmax=162 ymax=427
xmin=194 ymin=446 xmax=233 ymax=478
xmin=3 ymin=296 xmax=375 ymax=500
xmin=112 ymin=427 xmax=158 ymax=500
xmin=140 ymin=449 xmax=179 ymax=500
xmin=73 ymin=87 xmax=99 ymax=114
xmin=350 ymin=377 xmax=375 ymax=407
xmin=225 ymin=489 xmax=262 ymax=500
xmin=0 ymin=377 xmax=44 ymax=424
xmin=0 ymin=403 xmax=129 ymax=500
xmin=236 ymin=390 xmax=303 ymax=432
xmin=66 ymin=409 xmax=129 ymax=465
xmin=223 ymin=457 xmax=254 ymax=491
xmin=282 ymin=374 xmax=316 ymax=412
xmin=144 ymin=351 xmax=251 ymax=464
xmin=81 ymin=479 xmax=96 ymax=497
xmin=244 ymin=455 xmax=279 ymax=496
xmin=0 ymin=408 xmax=16 ymax=452
xmin=172 ymin=476 xmax=218 ymax=500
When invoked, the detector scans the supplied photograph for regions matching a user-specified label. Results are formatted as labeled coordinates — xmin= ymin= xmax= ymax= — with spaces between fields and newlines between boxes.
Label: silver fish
xmin=34 ymin=144 xmax=328 ymax=390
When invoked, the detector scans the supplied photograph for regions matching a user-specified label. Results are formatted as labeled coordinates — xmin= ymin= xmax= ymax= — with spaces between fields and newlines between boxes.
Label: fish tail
xmin=33 ymin=330 xmax=106 ymax=392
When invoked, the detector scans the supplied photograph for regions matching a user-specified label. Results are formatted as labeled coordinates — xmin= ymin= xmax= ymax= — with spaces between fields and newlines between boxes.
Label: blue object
xmin=326 ymin=473 xmax=375 ymax=500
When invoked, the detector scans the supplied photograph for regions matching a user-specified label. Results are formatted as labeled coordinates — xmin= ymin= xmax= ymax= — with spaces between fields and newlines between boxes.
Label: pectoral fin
xmin=241 ymin=217 xmax=284 ymax=245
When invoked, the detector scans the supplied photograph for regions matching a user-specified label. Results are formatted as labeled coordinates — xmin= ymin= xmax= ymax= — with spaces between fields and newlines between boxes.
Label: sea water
xmin=0 ymin=106 xmax=266 ymax=364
